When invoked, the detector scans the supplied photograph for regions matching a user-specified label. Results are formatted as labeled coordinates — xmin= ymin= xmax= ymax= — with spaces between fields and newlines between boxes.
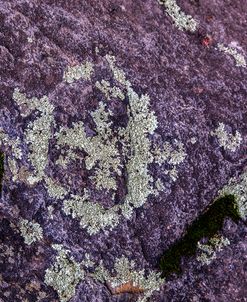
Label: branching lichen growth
xmin=19 ymin=218 xmax=43 ymax=245
xmin=0 ymin=130 xmax=23 ymax=185
xmin=196 ymin=235 xmax=230 ymax=265
xmin=13 ymin=89 xmax=55 ymax=185
xmin=123 ymin=89 xmax=158 ymax=213
xmin=44 ymin=245 xmax=84 ymax=302
xmin=158 ymin=0 xmax=198 ymax=32
xmin=44 ymin=177 xmax=68 ymax=200
xmin=105 ymin=55 xmax=131 ymax=87
xmin=63 ymin=193 xmax=119 ymax=235
xmin=211 ymin=122 xmax=242 ymax=152
xmin=0 ymin=130 xmax=23 ymax=160
xmin=63 ymin=61 xmax=93 ymax=83
xmin=58 ymin=54 xmax=186 ymax=233
xmin=95 ymin=79 xmax=125 ymax=101
xmin=56 ymin=102 xmax=122 ymax=191
xmin=153 ymin=141 xmax=186 ymax=181
xmin=218 ymin=43 xmax=246 ymax=67
xmin=92 ymin=256 xmax=163 ymax=302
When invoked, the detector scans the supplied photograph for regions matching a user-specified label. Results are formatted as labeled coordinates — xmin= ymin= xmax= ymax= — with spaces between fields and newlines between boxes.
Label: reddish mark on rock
xmin=206 ymin=15 xmax=214 ymax=22
xmin=107 ymin=281 xmax=145 ymax=295
xmin=202 ymin=35 xmax=213 ymax=47
xmin=193 ymin=87 xmax=204 ymax=94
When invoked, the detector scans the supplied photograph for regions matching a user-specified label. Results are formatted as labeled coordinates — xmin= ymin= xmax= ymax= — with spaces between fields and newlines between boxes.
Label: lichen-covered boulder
xmin=0 ymin=1 xmax=246 ymax=301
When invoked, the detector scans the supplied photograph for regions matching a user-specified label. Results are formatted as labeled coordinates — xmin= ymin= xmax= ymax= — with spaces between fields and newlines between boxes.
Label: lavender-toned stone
xmin=0 ymin=1 xmax=246 ymax=301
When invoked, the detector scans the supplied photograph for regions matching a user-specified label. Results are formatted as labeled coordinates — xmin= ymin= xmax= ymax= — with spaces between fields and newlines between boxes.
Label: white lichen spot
xmin=81 ymin=253 xmax=95 ymax=268
xmin=158 ymin=0 xmax=198 ymax=32
xmin=218 ymin=43 xmax=246 ymax=67
xmin=190 ymin=137 xmax=197 ymax=144
xmin=63 ymin=61 xmax=93 ymax=83
xmin=19 ymin=219 xmax=43 ymax=245
xmin=27 ymin=37 xmax=33 ymax=43
xmin=44 ymin=245 xmax=84 ymax=302
xmin=92 ymin=256 xmax=163 ymax=302
xmin=211 ymin=122 xmax=242 ymax=152
xmin=219 ymin=171 xmax=247 ymax=220
xmin=196 ymin=235 xmax=230 ymax=265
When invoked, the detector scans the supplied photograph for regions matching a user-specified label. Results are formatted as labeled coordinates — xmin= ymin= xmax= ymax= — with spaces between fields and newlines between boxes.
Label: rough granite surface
xmin=0 ymin=0 xmax=246 ymax=302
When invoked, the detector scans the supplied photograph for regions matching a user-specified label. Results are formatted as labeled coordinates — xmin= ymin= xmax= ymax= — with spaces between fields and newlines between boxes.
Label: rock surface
xmin=0 ymin=0 xmax=246 ymax=301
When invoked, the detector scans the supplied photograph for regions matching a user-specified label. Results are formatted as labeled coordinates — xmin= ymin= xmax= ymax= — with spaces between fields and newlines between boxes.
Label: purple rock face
xmin=0 ymin=1 xmax=246 ymax=301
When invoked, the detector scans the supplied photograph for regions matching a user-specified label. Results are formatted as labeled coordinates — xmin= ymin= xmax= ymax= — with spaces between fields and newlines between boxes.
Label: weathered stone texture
xmin=0 ymin=0 xmax=246 ymax=301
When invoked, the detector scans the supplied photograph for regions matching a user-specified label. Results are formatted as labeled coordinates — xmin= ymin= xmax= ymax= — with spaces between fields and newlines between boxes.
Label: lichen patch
xmin=19 ymin=219 xmax=43 ymax=245
xmin=63 ymin=61 xmax=93 ymax=83
xmin=196 ymin=235 xmax=230 ymax=265
xmin=92 ymin=256 xmax=163 ymax=302
xmin=218 ymin=43 xmax=246 ymax=67
xmin=158 ymin=0 xmax=198 ymax=32
xmin=211 ymin=122 xmax=242 ymax=152
xmin=44 ymin=245 xmax=84 ymax=302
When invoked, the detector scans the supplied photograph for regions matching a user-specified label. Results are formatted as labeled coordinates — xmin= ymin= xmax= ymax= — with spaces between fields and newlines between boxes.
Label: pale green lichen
xmin=158 ymin=0 xmax=198 ymax=32
xmin=95 ymin=79 xmax=125 ymax=101
xmin=13 ymin=88 xmax=55 ymax=184
xmin=0 ymin=135 xmax=25 ymax=184
xmin=44 ymin=177 xmax=68 ymax=199
xmin=154 ymin=178 xmax=165 ymax=195
xmin=196 ymin=235 xmax=230 ymax=265
xmin=92 ymin=256 xmax=163 ymax=302
xmin=63 ymin=61 xmax=93 ymax=83
xmin=0 ymin=130 xmax=23 ymax=160
xmin=218 ymin=43 xmax=246 ymax=67
xmin=44 ymin=245 xmax=84 ymax=302
xmin=219 ymin=171 xmax=247 ymax=220
xmin=7 ymin=158 xmax=19 ymax=182
xmin=56 ymin=149 xmax=81 ymax=168
xmin=56 ymin=54 xmax=186 ymax=234
xmin=63 ymin=193 xmax=119 ymax=235
xmin=153 ymin=141 xmax=186 ymax=181
xmin=104 ymin=55 xmax=161 ymax=213
xmin=56 ymin=102 xmax=122 ymax=191
xmin=123 ymin=89 xmax=158 ymax=211
xmin=211 ymin=122 xmax=242 ymax=152
xmin=19 ymin=218 xmax=43 ymax=245
xmin=105 ymin=55 xmax=131 ymax=87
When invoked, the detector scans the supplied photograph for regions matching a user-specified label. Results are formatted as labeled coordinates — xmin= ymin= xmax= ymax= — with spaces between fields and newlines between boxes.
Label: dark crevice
xmin=159 ymin=195 xmax=240 ymax=278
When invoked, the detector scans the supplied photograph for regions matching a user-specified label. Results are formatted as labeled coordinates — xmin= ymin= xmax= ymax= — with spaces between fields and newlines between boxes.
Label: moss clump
xmin=0 ymin=152 xmax=4 ymax=195
xmin=160 ymin=195 xmax=240 ymax=277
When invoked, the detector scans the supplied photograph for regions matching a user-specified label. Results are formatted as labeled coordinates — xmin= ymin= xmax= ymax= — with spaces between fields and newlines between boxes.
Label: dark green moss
xmin=160 ymin=195 xmax=240 ymax=277
xmin=0 ymin=152 xmax=4 ymax=196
